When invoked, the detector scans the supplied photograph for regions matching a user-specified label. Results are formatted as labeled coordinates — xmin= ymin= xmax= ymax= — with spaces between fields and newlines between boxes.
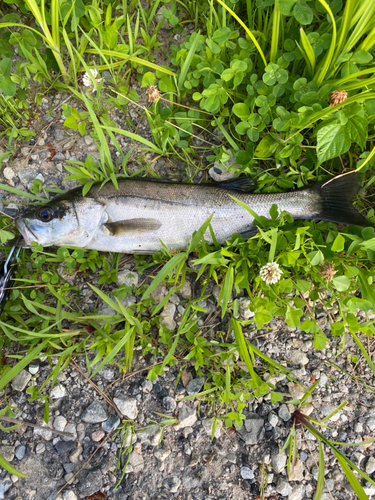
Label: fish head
xmin=16 ymin=191 xmax=106 ymax=248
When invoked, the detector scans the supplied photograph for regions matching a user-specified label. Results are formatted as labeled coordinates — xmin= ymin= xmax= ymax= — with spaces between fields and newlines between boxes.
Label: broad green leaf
xmin=141 ymin=71 xmax=156 ymax=87
xmin=313 ymin=331 xmax=328 ymax=350
xmin=293 ymin=2 xmax=313 ymax=24
xmin=254 ymin=135 xmax=279 ymax=158
xmin=212 ymin=27 xmax=232 ymax=44
xmin=232 ymin=103 xmax=250 ymax=120
xmin=332 ymin=275 xmax=350 ymax=291
xmin=316 ymin=122 xmax=351 ymax=163
xmin=271 ymin=392 xmax=283 ymax=404
xmin=347 ymin=115 xmax=368 ymax=149
xmin=278 ymin=0 xmax=296 ymax=16
xmin=286 ymin=306 xmax=302 ymax=328
xmin=255 ymin=306 xmax=272 ymax=327
xmin=331 ymin=234 xmax=345 ymax=252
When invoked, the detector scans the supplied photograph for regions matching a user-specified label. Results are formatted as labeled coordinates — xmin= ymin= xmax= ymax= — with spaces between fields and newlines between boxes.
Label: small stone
xmin=160 ymin=302 xmax=176 ymax=331
xmin=289 ymin=460 xmax=304 ymax=481
xmin=238 ymin=297 xmax=255 ymax=319
xmin=236 ymin=413 xmax=264 ymax=445
xmin=136 ymin=425 xmax=162 ymax=446
xmin=202 ymin=419 xmax=222 ymax=439
xmin=271 ymin=451 xmax=287 ymax=473
xmin=118 ymin=270 xmax=139 ymax=287
xmin=151 ymin=283 xmax=168 ymax=302
xmin=50 ymin=385 xmax=66 ymax=399
xmin=128 ymin=450 xmax=144 ymax=472
xmin=179 ymin=281 xmax=192 ymax=299
xmin=0 ymin=445 xmax=15 ymax=462
xmin=102 ymin=415 xmax=120 ymax=432
xmin=98 ymin=366 xmax=115 ymax=380
xmin=34 ymin=421 xmax=54 ymax=441
xmin=209 ymin=166 xmax=235 ymax=182
xmin=276 ymin=478 xmax=292 ymax=496
xmin=366 ymin=456 xmax=375 ymax=475
xmin=79 ymin=471 xmax=103 ymax=497
xmin=18 ymin=168 xmax=37 ymax=186
xmin=84 ymin=135 xmax=93 ymax=145
xmin=286 ymin=350 xmax=309 ymax=366
xmin=163 ymin=396 xmax=177 ymax=412
xmin=163 ymin=476 xmax=181 ymax=493
xmin=0 ymin=478 xmax=12 ymax=498
xmin=63 ymin=423 xmax=77 ymax=441
xmin=91 ymin=430 xmax=105 ymax=442
xmin=181 ymin=370 xmax=192 ymax=387
xmin=63 ymin=491 xmax=78 ymax=500
xmin=367 ymin=417 xmax=375 ymax=431
xmin=36 ymin=443 xmax=46 ymax=454
xmin=142 ymin=379 xmax=153 ymax=392
xmin=54 ymin=416 xmax=67 ymax=432
xmin=11 ymin=370 xmax=32 ymax=391
xmin=287 ymin=383 xmax=305 ymax=400
xmin=113 ymin=396 xmax=138 ymax=419
xmin=289 ymin=484 xmax=304 ymax=500
xmin=55 ymin=441 xmax=75 ymax=455
xmin=268 ymin=412 xmax=278 ymax=427
xmin=175 ymin=404 xmax=197 ymax=430
xmin=3 ymin=167 xmax=15 ymax=181
xmin=278 ymin=404 xmax=292 ymax=421
xmin=154 ymin=447 xmax=171 ymax=462
xmin=240 ymin=466 xmax=254 ymax=480
xmin=81 ymin=401 xmax=108 ymax=423
xmin=28 ymin=363 xmax=39 ymax=375
xmin=186 ymin=377 xmax=205 ymax=395
xmin=15 ymin=444 xmax=26 ymax=460
xmin=69 ymin=447 xmax=82 ymax=463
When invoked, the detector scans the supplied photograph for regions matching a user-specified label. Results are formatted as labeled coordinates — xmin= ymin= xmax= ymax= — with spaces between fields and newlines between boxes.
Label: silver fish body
xmin=16 ymin=173 xmax=368 ymax=254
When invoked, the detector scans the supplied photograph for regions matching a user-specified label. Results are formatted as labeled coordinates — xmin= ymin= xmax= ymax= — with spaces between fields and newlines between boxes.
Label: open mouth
xmin=15 ymin=219 xmax=37 ymax=247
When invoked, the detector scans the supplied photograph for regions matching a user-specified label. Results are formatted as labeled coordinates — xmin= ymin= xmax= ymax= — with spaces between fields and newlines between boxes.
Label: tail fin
xmin=309 ymin=171 xmax=370 ymax=227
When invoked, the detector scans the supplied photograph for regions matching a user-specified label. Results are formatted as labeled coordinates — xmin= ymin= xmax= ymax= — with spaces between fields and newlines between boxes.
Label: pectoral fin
xmin=104 ymin=218 xmax=162 ymax=235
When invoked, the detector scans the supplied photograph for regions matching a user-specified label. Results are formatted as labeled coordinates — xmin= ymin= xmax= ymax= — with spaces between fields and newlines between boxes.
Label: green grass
xmin=1 ymin=0 xmax=375 ymax=494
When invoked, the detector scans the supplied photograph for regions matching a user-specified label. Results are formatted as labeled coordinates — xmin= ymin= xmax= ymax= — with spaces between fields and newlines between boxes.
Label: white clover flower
xmin=82 ymin=69 xmax=102 ymax=90
xmin=259 ymin=262 xmax=283 ymax=285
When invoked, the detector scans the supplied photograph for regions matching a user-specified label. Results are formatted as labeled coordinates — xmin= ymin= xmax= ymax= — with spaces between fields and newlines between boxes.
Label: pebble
xmin=186 ymin=377 xmax=205 ymax=395
xmin=78 ymin=471 xmax=103 ymax=497
xmin=81 ymin=401 xmax=108 ymax=423
xmin=289 ymin=484 xmax=304 ymax=500
xmin=102 ymin=415 xmax=121 ymax=432
xmin=287 ymin=383 xmax=305 ymax=400
xmin=0 ymin=445 xmax=15 ymax=462
xmin=202 ymin=418 xmax=222 ymax=439
xmin=154 ymin=447 xmax=171 ymax=462
xmin=236 ymin=413 xmax=264 ymax=445
xmin=36 ymin=443 xmax=46 ymax=454
xmin=118 ymin=270 xmax=139 ymax=287
xmin=63 ymin=423 xmax=77 ymax=441
xmin=160 ymin=302 xmax=177 ymax=331
xmin=34 ymin=422 xmax=54 ymax=441
xmin=240 ymin=466 xmax=254 ymax=479
xmin=289 ymin=459 xmax=304 ymax=481
xmin=11 ymin=370 xmax=32 ymax=392
xmin=209 ymin=166 xmax=235 ymax=182
xmin=113 ymin=396 xmax=138 ymax=419
xmin=179 ymin=281 xmax=192 ymax=298
xmin=3 ymin=166 xmax=15 ymax=181
xmin=268 ymin=412 xmax=278 ymax=427
xmin=18 ymin=168 xmax=37 ymax=186
xmin=15 ymin=444 xmax=26 ymax=460
xmin=128 ymin=450 xmax=144 ymax=472
xmin=366 ymin=417 xmax=375 ymax=431
xmin=163 ymin=396 xmax=177 ymax=412
xmin=276 ymin=478 xmax=293 ymax=496
xmin=28 ymin=363 xmax=39 ymax=374
xmin=99 ymin=366 xmax=115 ymax=380
xmin=163 ymin=476 xmax=181 ymax=493
xmin=366 ymin=456 xmax=375 ymax=475
xmin=286 ymin=349 xmax=309 ymax=366
xmin=136 ymin=425 xmax=162 ymax=446
xmin=91 ymin=430 xmax=105 ymax=442
xmin=55 ymin=441 xmax=75 ymax=455
xmin=150 ymin=283 xmax=168 ymax=302
xmin=53 ymin=416 xmax=67 ymax=432
xmin=50 ymin=385 xmax=66 ymax=399
xmin=271 ymin=451 xmax=287 ymax=473
xmin=62 ymin=491 xmax=77 ymax=500
xmin=175 ymin=404 xmax=197 ymax=429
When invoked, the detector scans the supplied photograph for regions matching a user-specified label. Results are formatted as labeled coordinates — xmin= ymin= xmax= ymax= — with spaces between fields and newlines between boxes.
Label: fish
xmin=15 ymin=171 xmax=369 ymax=254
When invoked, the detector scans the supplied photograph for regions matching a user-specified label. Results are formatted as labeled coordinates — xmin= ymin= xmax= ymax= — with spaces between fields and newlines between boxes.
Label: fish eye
xmin=37 ymin=207 xmax=54 ymax=222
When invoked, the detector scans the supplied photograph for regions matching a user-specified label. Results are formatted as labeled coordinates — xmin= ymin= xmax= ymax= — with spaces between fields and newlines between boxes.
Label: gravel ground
xmin=1 ymin=79 xmax=375 ymax=500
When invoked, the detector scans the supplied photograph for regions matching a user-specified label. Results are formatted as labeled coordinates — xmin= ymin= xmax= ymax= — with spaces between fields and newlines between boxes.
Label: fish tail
xmin=309 ymin=171 xmax=370 ymax=227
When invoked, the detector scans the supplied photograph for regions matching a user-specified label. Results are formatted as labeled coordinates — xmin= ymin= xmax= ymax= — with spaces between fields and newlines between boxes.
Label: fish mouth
xmin=15 ymin=218 xmax=38 ymax=247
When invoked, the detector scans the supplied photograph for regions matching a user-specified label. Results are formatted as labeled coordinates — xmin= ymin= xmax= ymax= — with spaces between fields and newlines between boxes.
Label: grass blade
xmin=142 ymin=252 xmax=187 ymax=300
xmin=299 ymin=28 xmax=315 ymax=74
xmin=313 ymin=0 xmax=337 ymax=85
xmin=178 ymin=30 xmax=201 ymax=91
xmin=334 ymin=451 xmax=370 ymax=500
xmin=270 ymin=0 xmax=281 ymax=63
xmin=314 ymin=441 xmax=325 ymax=500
